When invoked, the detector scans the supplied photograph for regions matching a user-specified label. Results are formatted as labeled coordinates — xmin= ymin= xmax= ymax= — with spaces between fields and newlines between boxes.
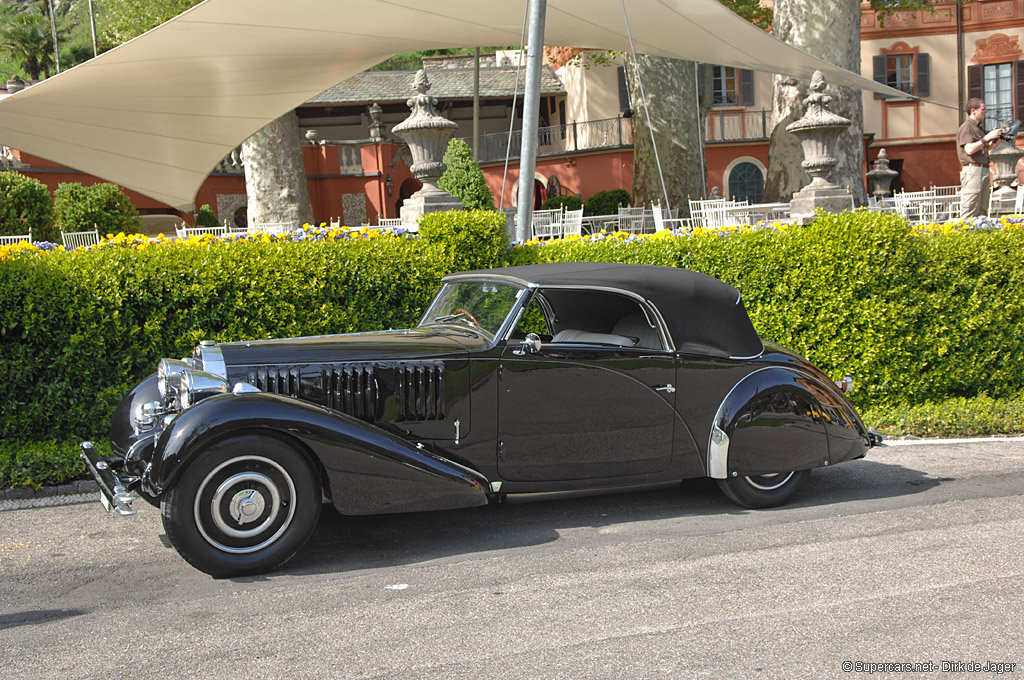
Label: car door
xmin=496 ymin=341 xmax=677 ymax=483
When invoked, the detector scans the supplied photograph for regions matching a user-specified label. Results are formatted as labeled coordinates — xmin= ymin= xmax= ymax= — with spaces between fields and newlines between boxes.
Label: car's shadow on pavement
xmin=254 ymin=456 xmax=943 ymax=579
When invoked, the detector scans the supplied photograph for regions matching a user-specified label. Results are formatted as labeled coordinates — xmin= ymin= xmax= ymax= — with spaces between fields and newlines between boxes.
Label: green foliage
xmin=100 ymin=0 xmax=202 ymax=45
xmin=0 ymin=7 xmax=54 ymax=79
xmin=540 ymin=195 xmax=584 ymax=212
xmin=8 ymin=210 xmax=1024 ymax=489
xmin=438 ymin=139 xmax=496 ymax=211
xmin=718 ymin=0 xmax=772 ymax=29
xmin=0 ymin=438 xmax=96 ymax=490
xmin=511 ymin=210 xmax=1024 ymax=411
xmin=0 ymin=236 xmax=451 ymax=446
xmin=53 ymin=182 xmax=142 ymax=235
xmin=418 ymin=209 xmax=509 ymax=273
xmin=195 ymin=204 xmax=219 ymax=227
xmin=864 ymin=394 xmax=1024 ymax=439
xmin=0 ymin=171 xmax=55 ymax=241
xmin=585 ymin=189 xmax=632 ymax=216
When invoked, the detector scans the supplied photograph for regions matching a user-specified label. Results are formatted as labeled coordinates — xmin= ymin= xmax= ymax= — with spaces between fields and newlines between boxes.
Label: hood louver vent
xmin=323 ymin=365 xmax=380 ymax=422
xmin=397 ymin=362 xmax=445 ymax=421
xmin=248 ymin=366 xmax=302 ymax=399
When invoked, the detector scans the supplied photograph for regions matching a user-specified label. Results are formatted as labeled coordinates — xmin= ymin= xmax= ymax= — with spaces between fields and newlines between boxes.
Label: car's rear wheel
xmin=716 ymin=470 xmax=808 ymax=509
xmin=161 ymin=434 xmax=321 ymax=578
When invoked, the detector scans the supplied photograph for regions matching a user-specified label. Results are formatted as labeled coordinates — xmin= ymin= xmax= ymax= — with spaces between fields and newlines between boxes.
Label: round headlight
xmin=158 ymin=358 xmax=189 ymax=400
xmin=178 ymin=369 xmax=230 ymax=410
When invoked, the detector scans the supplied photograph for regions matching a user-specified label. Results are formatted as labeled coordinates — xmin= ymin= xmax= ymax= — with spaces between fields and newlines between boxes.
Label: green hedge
xmin=0 ymin=171 xmax=55 ymax=242
xmin=53 ymin=182 xmax=142 ymax=235
xmin=511 ymin=211 xmax=1024 ymax=410
xmin=3 ymin=209 xmax=1024 ymax=457
xmin=0 ymin=235 xmax=452 ymax=442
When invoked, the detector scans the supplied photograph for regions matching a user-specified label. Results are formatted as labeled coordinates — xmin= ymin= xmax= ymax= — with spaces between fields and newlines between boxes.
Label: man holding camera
xmin=957 ymin=98 xmax=1003 ymax=218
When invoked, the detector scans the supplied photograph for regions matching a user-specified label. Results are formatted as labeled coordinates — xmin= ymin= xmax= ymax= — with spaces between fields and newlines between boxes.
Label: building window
xmin=968 ymin=61 xmax=1024 ymax=129
xmin=872 ymin=50 xmax=930 ymax=98
xmin=728 ymin=162 xmax=764 ymax=204
xmin=984 ymin=63 xmax=1013 ymax=128
xmin=886 ymin=54 xmax=914 ymax=94
xmin=710 ymin=66 xmax=754 ymax=107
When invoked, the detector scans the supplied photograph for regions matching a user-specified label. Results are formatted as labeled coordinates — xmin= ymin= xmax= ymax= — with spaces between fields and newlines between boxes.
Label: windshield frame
xmin=417 ymin=278 xmax=529 ymax=344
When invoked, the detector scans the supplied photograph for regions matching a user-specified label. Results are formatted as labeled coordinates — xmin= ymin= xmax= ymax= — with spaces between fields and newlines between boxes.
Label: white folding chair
xmin=250 ymin=221 xmax=294 ymax=235
xmin=176 ymin=224 xmax=228 ymax=238
xmin=561 ymin=208 xmax=584 ymax=236
xmin=531 ymin=208 xmax=562 ymax=239
xmin=0 ymin=230 xmax=32 ymax=245
xmin=60 ymin=228 xmax=100 ymax=249
xmin=616 ymin=206 xmax=646 ymax=233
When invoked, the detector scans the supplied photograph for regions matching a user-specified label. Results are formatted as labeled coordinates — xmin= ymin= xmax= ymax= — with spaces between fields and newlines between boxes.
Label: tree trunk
xmin=242 ymin=111 xmax=314 ymax=228
xmin=627 ymin=56 xmax=708 ymax=217
xmin=763 ymin=0 xmax=867 ymax=205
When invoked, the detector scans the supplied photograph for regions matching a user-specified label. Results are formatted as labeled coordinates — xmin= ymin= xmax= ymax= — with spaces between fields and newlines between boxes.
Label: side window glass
xmin=512 ymin=299 xmax=551 ymax=339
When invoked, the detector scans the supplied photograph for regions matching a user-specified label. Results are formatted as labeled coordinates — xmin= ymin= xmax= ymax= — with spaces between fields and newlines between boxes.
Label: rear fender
xmin=708 ymin=366 xmax=870 ymax=478
xmin=150 ymin=392 xmax=489 ymax=515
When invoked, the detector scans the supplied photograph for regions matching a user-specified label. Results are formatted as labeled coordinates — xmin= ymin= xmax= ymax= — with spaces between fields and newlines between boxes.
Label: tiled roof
xmin=307 ymin=66 xmax=564 ymax=105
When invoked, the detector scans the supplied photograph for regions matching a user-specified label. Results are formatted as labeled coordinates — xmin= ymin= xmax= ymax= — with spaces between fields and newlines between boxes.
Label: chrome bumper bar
xmin=79 ymin=441 xmax=138 ymax=516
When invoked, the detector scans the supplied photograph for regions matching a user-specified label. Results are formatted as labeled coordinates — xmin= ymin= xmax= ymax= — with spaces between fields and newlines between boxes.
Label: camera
xmin=1000 ymin=119 xmax=1021 ymax=143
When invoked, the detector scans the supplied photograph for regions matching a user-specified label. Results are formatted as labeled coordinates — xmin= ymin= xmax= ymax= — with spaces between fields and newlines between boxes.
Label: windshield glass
xmin=418 ymin=280 xmax=526 ymax=340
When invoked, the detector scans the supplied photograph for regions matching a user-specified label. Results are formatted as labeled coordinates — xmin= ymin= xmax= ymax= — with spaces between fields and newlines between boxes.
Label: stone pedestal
xmin=989 ymin=140 xmax=1024 ymax=204
xmin=786 ymin=71 xmax=854 ymax=223
xmin=391 ymin=70 xmax=463 ymax=224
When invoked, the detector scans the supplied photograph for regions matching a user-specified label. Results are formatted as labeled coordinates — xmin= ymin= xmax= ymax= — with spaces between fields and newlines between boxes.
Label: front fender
xmin=150 ymin=392 xmax=489 ymax=515
xmin=708 ymin=366 xmax=871 ymax=479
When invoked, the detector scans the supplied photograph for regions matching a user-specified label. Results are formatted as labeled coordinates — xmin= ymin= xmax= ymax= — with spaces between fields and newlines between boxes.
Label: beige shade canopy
xmin=0 ymin=0 xmax=904 ymax=210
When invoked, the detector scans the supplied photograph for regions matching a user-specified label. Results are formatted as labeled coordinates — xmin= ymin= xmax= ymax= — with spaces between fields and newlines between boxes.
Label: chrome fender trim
xmin=707 ymin=367 xmax=774 ymax=479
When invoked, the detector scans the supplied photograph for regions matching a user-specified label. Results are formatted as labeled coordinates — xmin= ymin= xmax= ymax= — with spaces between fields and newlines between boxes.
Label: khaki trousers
xmin=959 ymin=165 xmax=991 ymax=218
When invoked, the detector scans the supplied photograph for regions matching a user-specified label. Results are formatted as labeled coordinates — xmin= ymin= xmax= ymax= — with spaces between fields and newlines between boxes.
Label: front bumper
xmin=79 ymin=441 xmax=138 ymax=516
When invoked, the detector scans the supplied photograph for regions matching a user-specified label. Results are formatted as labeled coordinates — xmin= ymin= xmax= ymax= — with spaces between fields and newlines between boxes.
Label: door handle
xmin=655 ymin=384 xmax=675 ymax=393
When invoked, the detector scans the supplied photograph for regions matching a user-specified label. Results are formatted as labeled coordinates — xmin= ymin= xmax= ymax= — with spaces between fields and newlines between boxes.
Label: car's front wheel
xmin=161 ymin=434 xmax=321 ymax=578
xmin=716 ymin=470 xmax=808 ymax=509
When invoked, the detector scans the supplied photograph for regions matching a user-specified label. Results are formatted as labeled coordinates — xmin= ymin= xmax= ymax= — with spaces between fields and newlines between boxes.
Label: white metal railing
xmin=459 ymin=117 xmax=634 ymax=164
xmin=705 ymin=109 xmax=771 ymax=143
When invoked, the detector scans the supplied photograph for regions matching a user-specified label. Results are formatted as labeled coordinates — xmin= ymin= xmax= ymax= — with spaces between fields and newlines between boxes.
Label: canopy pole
xmin=515 ymin=0 xmax=547 ymax=243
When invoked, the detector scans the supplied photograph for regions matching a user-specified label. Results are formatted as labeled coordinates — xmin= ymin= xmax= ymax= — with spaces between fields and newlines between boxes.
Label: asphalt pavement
xmin=1 ymin=438 xmax=1022 ymax=679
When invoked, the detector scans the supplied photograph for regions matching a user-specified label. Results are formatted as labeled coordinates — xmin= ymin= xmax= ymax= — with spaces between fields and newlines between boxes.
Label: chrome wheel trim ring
xmin=744 ymin=471 xmax=795 ymax=491
xmin=194 ymin=455 xmax=297 ymax=554
xmin=212 ymin=472 xmax=280 ymax=538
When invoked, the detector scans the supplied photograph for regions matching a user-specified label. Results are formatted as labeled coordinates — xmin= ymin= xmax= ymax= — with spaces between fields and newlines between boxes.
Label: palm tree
xmin=0 ymin=12 xmax=55 ymax=80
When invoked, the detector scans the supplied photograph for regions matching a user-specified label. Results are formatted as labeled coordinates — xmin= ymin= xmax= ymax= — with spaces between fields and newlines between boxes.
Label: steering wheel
xmin=453 ymin=308 xmax=483 ymax=328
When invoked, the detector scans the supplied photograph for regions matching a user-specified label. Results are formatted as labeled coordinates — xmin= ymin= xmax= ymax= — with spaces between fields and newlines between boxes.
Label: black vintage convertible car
xmin=82 ymin=262 xmax=879 ymax=577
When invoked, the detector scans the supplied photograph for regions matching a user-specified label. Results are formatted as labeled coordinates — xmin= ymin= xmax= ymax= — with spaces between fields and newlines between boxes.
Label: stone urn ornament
xmin=988 ymin=137 xmax=1024 ymax=207
xmin=786 ymin=71 xmax=855 ymax=222
xmin=391 ymin=70 xmax=463 ymax=223
xmin=866 ymin=148 xmax=899 ymax=199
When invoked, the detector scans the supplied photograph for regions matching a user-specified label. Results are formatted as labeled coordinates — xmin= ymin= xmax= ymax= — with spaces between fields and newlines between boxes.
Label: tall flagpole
xmin=515 ymin=0 xmax=546 ymax=243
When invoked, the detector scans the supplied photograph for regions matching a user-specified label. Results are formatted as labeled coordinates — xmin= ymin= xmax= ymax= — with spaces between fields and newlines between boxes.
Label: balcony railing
xmin=458 ymin=116 xmax=634 ymax=164
xmin=705 ymin=108 xmax=771 ymax=143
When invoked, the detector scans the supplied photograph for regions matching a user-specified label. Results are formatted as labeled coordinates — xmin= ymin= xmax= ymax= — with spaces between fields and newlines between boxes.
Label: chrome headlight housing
xmin=158 ymin=358 xmax=190 ymax=402
xmin=178 ymin=369 xmax=230 ymax=410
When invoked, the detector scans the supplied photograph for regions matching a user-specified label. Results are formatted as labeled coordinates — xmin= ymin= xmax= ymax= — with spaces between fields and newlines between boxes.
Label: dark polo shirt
xmin=957 ymin=118 xmax=990 ymax=165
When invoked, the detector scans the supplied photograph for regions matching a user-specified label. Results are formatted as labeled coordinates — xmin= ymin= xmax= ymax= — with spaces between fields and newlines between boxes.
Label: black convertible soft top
xmin=445 ymin=262 xmax=764 ymax=359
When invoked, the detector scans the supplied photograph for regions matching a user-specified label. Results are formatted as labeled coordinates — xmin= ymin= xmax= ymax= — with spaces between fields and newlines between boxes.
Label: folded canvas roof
xmin=0 ymin=0 xmax=904 ymax=210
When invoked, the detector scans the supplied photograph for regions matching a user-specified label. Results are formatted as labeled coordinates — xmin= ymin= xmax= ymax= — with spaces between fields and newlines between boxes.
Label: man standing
xmin=957 ymin=98 xmax=1003 ymax=218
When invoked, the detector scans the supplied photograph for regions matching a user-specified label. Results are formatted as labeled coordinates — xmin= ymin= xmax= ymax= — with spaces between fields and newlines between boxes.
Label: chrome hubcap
xmin=194 ymin=456 xmax=296 ymax=554
xmin=745 ymin=471 xmax=795 ymax=491
xmin=229 ymin=487 xmax=267 ymax=525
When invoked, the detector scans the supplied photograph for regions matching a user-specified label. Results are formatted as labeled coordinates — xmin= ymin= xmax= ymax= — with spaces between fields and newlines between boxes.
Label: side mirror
xmin=514 ymin=332 xmax=542 ymax=355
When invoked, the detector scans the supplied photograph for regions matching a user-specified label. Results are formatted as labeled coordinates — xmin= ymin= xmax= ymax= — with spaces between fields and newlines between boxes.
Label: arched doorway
xmin=727 ymin=161 xmax=765 ymax=203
